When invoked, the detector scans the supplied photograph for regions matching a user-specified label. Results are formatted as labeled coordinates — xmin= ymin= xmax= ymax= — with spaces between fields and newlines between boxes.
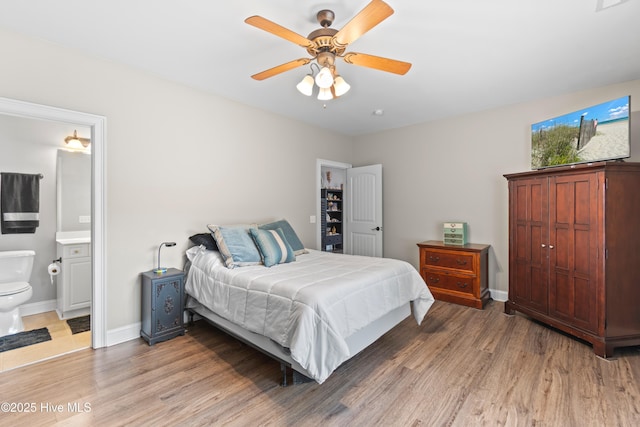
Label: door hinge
xmin=604 ymin=178 xmax=609 ymax=190
xmin=605 ymin=248 xmax=609 ymax=260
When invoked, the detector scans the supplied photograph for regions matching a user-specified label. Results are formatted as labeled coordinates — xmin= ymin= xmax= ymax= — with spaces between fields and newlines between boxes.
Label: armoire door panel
xmin=551 ymin=272 xmax=571 ymax=316
xmin=548 ymin=173 xmax=598 ymax=332
xmin=574 ymin=276 xmax=593 ymax=322
xmin=574 ymin=180 xmax=591 ymax=224
xmin=510 ymin=177 xmax=548 ymax=313
xmin=574 ymin=229 xmax=591 ymax=274
xmin=554 ymin=227 xmax=569 ymax=270
xmin=528 ymin=182 xmax=544 ymax=222
xmin=553 ymin=181 xmax=572 ymax=224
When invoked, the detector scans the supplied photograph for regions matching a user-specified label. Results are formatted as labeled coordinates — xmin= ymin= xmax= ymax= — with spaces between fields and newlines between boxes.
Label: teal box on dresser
xmin=443 ymin=222 xmax=467 ymax=245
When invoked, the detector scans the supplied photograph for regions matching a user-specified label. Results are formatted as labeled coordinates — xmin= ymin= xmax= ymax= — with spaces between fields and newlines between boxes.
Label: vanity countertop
xmin=56 ymin=231 xmax=91 ymax=245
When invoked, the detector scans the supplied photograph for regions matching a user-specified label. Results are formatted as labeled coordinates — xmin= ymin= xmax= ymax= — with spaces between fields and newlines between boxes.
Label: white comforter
xmin=185 ymin=246 xmax=434 ymax=383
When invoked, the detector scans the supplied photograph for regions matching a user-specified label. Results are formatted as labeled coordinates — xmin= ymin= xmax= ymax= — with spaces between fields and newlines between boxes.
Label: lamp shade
xmin=333 ymin=76 xmax=351 ymax=97
xmin=296 ymin=75 xmax=314 ymax=96
xmin=315 ymin=67 xmax=334 ymax=89
xmin=317 ymin=87 xmax=333 ymax=101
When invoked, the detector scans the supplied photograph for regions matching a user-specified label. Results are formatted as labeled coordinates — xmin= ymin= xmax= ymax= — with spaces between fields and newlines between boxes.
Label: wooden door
xmin=508 ymin=176 xmax=549 ymax=313
xmin=547 ymin=173 xmax=599 ymax=333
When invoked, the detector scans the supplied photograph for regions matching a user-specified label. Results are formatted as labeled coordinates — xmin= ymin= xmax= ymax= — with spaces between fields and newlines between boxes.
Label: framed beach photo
xmin=531 ymin=95 xmax=630 ymax=169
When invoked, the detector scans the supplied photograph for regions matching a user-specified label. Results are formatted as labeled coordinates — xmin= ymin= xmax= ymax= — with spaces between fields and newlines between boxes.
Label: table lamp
xmin=154 ymin=241 xmax=176 ymax=274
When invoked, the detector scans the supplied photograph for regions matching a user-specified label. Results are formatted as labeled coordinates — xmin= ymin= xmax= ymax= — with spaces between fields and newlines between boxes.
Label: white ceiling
xmin=1 ymin=0 xmax=639 ymax=136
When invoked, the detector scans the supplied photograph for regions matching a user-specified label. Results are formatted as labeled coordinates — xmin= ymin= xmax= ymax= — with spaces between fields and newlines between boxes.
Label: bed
xmin=184 ymin=237 xmax=434 ymax=385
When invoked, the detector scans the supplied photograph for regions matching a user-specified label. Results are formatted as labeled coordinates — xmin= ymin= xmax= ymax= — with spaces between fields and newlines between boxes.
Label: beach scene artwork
xmin=531 ymin=96 xmax=630 ymax=169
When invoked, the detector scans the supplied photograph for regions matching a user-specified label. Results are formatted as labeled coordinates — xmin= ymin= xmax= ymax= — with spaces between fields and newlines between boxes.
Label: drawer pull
xmin=428 ymin=276 xmax=440 ymax=284
xmin=456 ymin=259 xmax=468 ymax=266
xmin=457 ymin=282 xmax=469 ymax=289
xmin=428 ymin=256 xmax=440 ymax=262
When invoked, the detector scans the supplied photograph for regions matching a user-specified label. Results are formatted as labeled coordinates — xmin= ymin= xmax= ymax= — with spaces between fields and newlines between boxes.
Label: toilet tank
xmin=0 ymin=250 xmax=36 ymax=282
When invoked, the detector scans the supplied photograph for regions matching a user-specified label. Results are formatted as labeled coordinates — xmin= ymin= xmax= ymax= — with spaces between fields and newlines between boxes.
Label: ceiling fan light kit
xmin=296 ymin=74 xmax=315 ymax=96
xmin=317 ymin=87 xmax=333 ymax=101
xmin=245 ymin=0 xmax=411 ymax=102
xmin=333 ymin=76 xmax=351 ymax=97
xmin=315 ymin=66 xmax=334 ymax=89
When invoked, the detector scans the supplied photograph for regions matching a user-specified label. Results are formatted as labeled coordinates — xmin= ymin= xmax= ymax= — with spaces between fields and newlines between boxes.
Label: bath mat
xmin=0 ymin=327 xmax=51 ymax=353
xmin=66 ymin=315 xmax=90 ymax=334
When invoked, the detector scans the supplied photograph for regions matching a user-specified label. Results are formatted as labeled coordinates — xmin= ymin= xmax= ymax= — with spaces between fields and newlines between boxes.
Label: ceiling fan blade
xmin=333 ymin=0 xmax=394 ymax=47
xmin=251 ymin=58 xmax=311 ymax=81
xmin=245 ymin=16 xmax=314 ymax=48
xmin=343 ymin=52 xmax=411 ymax=75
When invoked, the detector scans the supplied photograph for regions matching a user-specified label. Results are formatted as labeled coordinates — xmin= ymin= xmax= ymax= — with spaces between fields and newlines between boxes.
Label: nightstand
xmin=140 ymin=268 xmax=185 ymax=345
xmin=417 ymin=240 xmax=490 ymax=309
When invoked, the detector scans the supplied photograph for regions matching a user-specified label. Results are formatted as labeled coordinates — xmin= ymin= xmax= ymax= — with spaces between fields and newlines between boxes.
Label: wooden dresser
xmin=504 ymin=162 xmax=640 ymax=357
xmin=417 ymin=240 xmax=490 ymax=309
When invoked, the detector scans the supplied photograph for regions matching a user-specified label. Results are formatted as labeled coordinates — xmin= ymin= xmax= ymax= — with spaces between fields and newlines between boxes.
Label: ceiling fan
xmin=245 ymin=0 xmax=411 ymax=97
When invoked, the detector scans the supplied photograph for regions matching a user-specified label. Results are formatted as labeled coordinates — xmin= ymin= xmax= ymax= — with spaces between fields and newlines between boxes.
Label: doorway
xmin=0 ymin=97 xmax=106 ymax=351
xmin=316 ymin=159 xmax=384 ymax=256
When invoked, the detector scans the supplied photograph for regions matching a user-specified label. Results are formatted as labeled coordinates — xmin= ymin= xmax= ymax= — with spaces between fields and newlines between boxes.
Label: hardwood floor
xmin=0 ymin=311 xmax=91 ymax=372
xmin=2 ymin=300 xmax=640 ymax=426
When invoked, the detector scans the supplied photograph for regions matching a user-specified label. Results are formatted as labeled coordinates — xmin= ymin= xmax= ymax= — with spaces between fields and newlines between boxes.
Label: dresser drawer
xmin=422 ymin=270 xmax=474 ymax=295
xmin=421 ymin=249 xmax=474 ymax=272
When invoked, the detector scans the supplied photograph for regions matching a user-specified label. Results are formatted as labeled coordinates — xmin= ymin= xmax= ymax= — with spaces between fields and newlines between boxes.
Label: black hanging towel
xmin=1 ymin=172 xmax=41 ymax=234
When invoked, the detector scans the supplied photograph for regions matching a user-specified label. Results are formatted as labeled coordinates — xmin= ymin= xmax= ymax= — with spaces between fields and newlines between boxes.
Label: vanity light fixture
xmin=64 ymin=130 xmax=91 ymax=150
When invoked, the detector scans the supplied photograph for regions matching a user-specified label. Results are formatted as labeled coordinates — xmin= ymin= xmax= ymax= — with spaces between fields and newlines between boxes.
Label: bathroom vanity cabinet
xmin=56 ymin=237 xmax=91 ymax=319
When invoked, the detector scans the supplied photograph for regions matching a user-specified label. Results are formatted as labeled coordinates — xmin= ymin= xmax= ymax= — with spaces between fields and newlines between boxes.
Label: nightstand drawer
xmin=421 ymin=250 xmax=474 ymax=272
xmin=423 ymin=270 xmax=474 ymax=295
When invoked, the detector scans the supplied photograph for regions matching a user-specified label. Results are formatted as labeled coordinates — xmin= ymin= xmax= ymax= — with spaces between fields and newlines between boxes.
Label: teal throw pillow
xmin=249 ymin=227 xmax=296 ymax=267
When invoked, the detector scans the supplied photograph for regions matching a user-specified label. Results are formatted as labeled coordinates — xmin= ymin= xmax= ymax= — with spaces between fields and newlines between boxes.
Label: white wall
xmin=352 ymin=79 xmax=640 ymax=298
xmin=0 ymin=28 xmax=354 ymax=331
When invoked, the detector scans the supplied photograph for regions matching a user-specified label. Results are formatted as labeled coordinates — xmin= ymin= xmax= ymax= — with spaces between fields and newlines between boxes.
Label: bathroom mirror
xmin=56 ymin=149 xmax=91 ymax=232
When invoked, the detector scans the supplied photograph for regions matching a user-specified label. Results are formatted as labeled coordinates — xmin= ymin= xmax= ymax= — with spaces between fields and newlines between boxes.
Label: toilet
xmin=0 ymin=250 xmax=35 ymax=336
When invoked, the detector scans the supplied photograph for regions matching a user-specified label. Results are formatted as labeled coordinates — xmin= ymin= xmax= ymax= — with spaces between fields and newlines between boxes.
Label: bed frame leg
xmin=281 ymin=364 xmax=288 ymax=387
xmin=187 ymin=310 xmax=195 ymax=326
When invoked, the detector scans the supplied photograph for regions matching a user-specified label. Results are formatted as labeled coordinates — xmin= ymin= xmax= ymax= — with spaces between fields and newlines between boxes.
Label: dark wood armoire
xmin=504 ymin=161 xmax=640 ymax=357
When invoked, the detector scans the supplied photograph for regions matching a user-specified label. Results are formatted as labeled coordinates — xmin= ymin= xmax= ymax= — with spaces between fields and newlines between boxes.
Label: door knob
xmin=371 ymin=226 xmax=381 ymax=231
xmin=541 ymin=244 xmax=546 ymax=248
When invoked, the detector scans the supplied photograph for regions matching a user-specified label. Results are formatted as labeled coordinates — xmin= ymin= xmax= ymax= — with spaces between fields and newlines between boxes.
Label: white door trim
xmin=316 ymin=159 xmax=351 ymax=250
xmin=0 ymin=97 xmax=107 ymax=349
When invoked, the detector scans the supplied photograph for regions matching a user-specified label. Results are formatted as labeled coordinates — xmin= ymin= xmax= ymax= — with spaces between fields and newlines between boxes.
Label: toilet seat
xmin=0 ymin=281 xmax=31 ymax=296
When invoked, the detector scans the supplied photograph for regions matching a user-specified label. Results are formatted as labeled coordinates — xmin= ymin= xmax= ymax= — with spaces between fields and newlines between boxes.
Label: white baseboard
xmin=19 ymin=299 xmax=57 ymax=317
xmin=490 ymin=289 xmax=508 ymax=302
xmin=107 ymin=322 xmax=141 ymax=347
xmin=18 ymin=299 xmax=141 ymax=348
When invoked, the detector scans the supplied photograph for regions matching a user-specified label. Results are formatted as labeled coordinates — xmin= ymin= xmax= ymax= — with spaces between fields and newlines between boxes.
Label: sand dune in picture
xmin=578 ymin=120 xmax=629 ymax=161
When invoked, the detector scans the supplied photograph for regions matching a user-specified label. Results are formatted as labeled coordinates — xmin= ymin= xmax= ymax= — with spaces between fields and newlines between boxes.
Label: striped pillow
xmin=249 ymin=227 xmax=296 ymax=267
xmin=258 ymin=219 xmax=307 ymax=255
